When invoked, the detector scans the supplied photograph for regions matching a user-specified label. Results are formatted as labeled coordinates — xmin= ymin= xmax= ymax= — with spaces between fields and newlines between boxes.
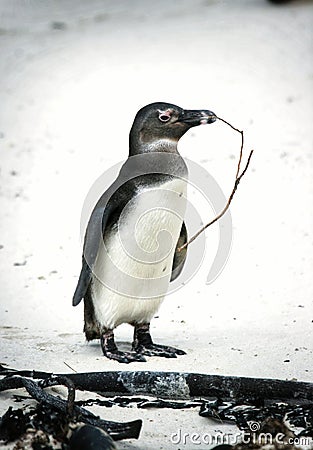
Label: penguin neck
xmin=129 ymin=136 xmax=179 ymax=156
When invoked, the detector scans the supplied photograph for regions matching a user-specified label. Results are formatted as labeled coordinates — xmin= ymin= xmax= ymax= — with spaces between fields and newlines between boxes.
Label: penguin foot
xmin=104 ymin=350 xmax=146 ymax=364
xmin=101 ymin=329 xmax=146 ymax=363
xmin=132 ymin=323 xmax=186 ymax=359
xmin=134 ymin=343 xmax=186 ymax=358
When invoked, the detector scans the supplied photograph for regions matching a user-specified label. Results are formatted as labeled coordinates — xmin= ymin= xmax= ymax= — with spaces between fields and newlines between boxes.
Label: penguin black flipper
xmin=72 ymin=159 xmax=141 ymax=309
xmin=72 ymin=204 xmax=114 ymax=307
xmin=170 ymin=221 xmax=187 ymax=282
xmin=72 ymin=164 xmax=136 ymax=308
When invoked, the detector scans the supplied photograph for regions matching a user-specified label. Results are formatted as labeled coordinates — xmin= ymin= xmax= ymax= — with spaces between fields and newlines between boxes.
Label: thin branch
xmin=216 ymin=116 xmax=244 ymax=179
xmin=178 ymin=116 xmax=254 ymax=252
xmin=64 ymin=361 xmax=78 ymax=373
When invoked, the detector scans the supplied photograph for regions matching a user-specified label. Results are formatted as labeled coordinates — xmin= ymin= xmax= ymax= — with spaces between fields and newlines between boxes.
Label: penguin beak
xmin=178 ymin=109 xmax=216 ymax=126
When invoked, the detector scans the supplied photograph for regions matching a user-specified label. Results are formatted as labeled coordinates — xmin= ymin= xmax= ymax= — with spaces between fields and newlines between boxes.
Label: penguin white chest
xmin=91 ymin=177 xmax=187 ymax=329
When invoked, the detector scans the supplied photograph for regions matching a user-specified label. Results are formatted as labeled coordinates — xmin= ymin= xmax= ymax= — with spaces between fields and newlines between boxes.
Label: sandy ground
xmin=0 ymin=0 xmax=313 ymax=448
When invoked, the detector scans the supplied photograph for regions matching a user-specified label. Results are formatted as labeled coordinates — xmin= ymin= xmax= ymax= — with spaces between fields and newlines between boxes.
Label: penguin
xmin=73 ymin=102 xmax=216 ymax=363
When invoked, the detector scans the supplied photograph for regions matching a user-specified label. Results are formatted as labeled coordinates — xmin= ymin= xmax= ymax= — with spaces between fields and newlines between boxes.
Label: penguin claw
xmin=158 ymin=344 xmax=186 ymax=356
xmin=134 ymin=343 xmax=186 ymax=358
xmin=105 ymin=351 xmax=146 ymax=364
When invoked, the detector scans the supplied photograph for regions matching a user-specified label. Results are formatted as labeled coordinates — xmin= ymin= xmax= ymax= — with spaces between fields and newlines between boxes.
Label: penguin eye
xmin=158 ymin=113 xmax=171 ymax=123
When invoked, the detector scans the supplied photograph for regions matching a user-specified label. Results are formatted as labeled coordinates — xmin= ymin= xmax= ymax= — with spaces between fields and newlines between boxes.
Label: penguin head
xmin=129 ymin=102 xmax=216 ymax=155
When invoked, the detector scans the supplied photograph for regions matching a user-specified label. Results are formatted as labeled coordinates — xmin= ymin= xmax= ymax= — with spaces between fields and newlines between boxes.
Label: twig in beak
xmin=178 ymin=117 xmax=254 ymax=252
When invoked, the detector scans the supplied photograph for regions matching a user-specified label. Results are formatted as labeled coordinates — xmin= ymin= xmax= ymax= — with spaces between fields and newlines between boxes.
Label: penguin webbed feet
xmin=132 ymin=323 xmax=186 ymax=359
xmin=100 ymin=330 xmax=146 ymax=364
xmin=100 ymin=325 xmax=186 ymax=363
xmin=104 ymin=349 xmax=146 ymax=364
xmin=134 ymin=342 xmax=186 ymax=358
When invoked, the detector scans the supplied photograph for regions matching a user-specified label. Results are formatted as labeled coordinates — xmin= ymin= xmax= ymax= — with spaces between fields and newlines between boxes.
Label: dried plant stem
xmin=178 ymin=116 xmax=254 ymax=252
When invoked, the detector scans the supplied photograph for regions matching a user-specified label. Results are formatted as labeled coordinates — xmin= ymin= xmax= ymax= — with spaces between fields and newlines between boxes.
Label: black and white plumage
xmin=73 ymin=102 xmax=216 ymax=363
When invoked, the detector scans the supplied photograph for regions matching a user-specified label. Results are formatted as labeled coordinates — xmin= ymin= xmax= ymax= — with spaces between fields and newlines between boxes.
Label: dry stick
xmin=64 ymin=361 xmax=78 ymax=373
xmin=178 ymin=116 xmax=254 ymax=252
xmin=217 ymin=116 xmax=244 ymax=179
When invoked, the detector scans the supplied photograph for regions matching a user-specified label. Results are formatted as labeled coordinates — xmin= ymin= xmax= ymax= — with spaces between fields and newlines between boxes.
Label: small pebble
xmin=51 ymin=21 xmax=67 ymax=30
xmin=14 ymin=261 xmax=27 ymax=266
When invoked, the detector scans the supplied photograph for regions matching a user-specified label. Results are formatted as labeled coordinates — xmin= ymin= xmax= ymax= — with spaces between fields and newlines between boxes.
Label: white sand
xmin=0 ymin=0 xmax=312 ymax=448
